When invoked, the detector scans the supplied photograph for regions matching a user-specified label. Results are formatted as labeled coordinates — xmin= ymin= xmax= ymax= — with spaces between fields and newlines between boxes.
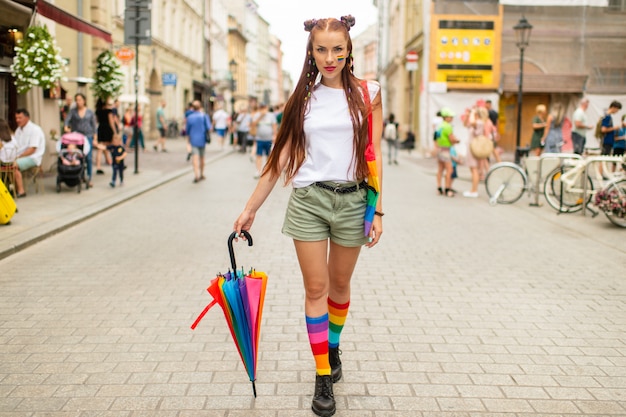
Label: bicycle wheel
xmin=601 ymin=178 xmax=626 ymax=228
xmin=543 ymin=166 xmax=593 ymax=213
xmin=484 ymin=163 xmax=526 ymax=205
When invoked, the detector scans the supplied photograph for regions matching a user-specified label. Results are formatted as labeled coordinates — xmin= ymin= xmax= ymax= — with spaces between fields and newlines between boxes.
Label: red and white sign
xmin=406 ymin=50 xmax=418 ymax=71
xmin=115 ymin=47 xmax=135 ymax=64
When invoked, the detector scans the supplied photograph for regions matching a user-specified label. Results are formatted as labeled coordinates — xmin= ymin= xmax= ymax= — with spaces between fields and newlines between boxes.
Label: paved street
xmin=0 ymin=144 xmax=625 ymax=417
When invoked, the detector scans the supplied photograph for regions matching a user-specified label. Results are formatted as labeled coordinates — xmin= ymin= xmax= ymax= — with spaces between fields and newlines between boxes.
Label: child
xmin=107 ymin=134 xmax=126 ymax=187
xmin=449 ymin=145 xmax=462 ymax=194
xmin=60 ymin=143 xmax=82 ymax=166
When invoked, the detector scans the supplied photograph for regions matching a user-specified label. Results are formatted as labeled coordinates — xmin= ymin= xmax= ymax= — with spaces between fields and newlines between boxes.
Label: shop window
xmin=0 ymin=26 xmax=23 ymax=59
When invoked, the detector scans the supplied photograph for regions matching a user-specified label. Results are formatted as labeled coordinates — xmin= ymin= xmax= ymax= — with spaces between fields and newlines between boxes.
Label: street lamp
xmin=229 ymin=59 xmax=238 ymax=116
xmin=514 ymin=16 xmax=533 ymax=164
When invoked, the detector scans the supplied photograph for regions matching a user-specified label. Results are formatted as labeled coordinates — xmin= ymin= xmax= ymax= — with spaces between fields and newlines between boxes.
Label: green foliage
xmin=91 ymin=50 xmax=124 ymax=101
xmin=10 ymin=25 xmax=66 ymax=94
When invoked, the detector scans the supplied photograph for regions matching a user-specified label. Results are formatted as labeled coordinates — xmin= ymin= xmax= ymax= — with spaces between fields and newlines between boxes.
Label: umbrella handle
xmin=228 ymin=230 xmax=253 ymax=271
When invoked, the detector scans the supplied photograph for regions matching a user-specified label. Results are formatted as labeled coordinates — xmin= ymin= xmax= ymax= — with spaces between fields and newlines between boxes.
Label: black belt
xmin=313 ymin=180 xmax=368 ymax=194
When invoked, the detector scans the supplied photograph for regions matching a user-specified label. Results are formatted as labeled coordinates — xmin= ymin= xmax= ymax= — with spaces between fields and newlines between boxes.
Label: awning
xmin=36 ymin=0 xmax=112 ymax=43
xmin=501 ymin=73 xmax=588 ymax=93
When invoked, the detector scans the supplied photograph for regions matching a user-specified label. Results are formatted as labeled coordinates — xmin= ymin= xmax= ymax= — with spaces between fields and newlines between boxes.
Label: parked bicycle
xmin=543 ymin=155 xmax=626 ymax=227
xmin=484 ymin=147 xmax=582 ymax=206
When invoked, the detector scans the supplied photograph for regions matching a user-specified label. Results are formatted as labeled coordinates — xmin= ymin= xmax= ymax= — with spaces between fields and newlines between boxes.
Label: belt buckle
xmin=333 ymin=185 xmax=340 ymax=193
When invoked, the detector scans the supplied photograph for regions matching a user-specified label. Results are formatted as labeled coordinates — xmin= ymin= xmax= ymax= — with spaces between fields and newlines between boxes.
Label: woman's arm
xmin=233 ymin=141 xmax=290 ymax=236
xmin=540 ymin=115 xmax=552 ymax=143
xmin=532 ymin=117 xmax=546 ymax=130
xmin=108 ymin=111 xmax=117 ymax=134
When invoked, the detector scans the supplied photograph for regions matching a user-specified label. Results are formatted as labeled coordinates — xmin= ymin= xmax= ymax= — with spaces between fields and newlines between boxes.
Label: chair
xmin=22 ymin=165 xmax=45 ymax=195
xmin=0 ymin=163 xmax=18 ymax=198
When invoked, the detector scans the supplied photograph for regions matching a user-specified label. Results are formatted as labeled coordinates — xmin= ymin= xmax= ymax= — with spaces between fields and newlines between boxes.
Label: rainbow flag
xmin=361 ymin=80 xmax=379 ymax=236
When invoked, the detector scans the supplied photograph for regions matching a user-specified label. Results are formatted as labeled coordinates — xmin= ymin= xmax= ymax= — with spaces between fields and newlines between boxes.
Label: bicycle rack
xmin=581 ymin=156 xmax=624 ymax=217
xmin=529 ymin=153 xmax=583 ymax=207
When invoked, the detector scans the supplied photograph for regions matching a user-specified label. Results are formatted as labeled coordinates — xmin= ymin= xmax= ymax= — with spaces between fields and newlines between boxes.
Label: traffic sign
xmin=115 ymin=47 xmax=135 ymax=63
xmin=406 ymin=50 xmax=418 ymax=72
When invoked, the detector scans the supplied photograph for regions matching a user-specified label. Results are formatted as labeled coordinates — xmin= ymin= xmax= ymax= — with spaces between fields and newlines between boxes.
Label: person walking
xmin=463 ymin=107 xmax=494 ymax=198
xmin=571 ymin=98 xmax=594 ymax=155
xmin=252 ymin=103 xmax=276 ymax=179
xmin=185 ymin=100 xmax=212 ymax=183
xmin=383 ymin=113 xmax=398 ymax=165
xmin=129 ymin=105 xmax=145 ymax=151
xmin=541 ymin=102 xmax=566 ymax=154
xmin=211 ymin=104 xmax=230 ymax=150
xmin=235 ymin=107 xmax=251 ymax=153
xmin=154 ymin=100 xmax=167 ymax=152
xmin=232 ymin=15 xmax=383 ymax=417
xmin=64 ymin=93 xmax=96 ymax=184
xmin=107 ymin=134 xmax=127 ymax=187
xmin=530 ymin=104 xmax=547 ymax=156
xmin=94 ymin=98 xmax=116 ymax=174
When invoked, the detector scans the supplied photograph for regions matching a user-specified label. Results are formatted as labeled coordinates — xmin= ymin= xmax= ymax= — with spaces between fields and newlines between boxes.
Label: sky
xmin=255 ymin=0 xmax=378 ymax=80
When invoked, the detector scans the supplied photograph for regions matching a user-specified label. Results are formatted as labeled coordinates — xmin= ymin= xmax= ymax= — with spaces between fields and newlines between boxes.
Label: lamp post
xmin=514 ymin=16 xmax=533 ymax=164
xmin=228 ymin=59 xmax=238 ymax=116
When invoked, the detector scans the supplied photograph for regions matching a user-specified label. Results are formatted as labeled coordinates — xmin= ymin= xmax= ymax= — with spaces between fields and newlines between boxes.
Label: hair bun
xmin=340 ymin=15 xmax=355 ymax=31
xmin=304 ymin=19 xmax=317 ymax=32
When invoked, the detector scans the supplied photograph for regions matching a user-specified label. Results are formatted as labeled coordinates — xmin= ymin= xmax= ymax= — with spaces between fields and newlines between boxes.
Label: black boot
xmin=328 ymin=347 xmax=342 ymax=383
xmin=311 ymin=374 xmax=335 ymax=417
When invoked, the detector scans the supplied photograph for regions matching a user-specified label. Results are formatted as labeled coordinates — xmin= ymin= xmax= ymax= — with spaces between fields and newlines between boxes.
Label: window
xmin=608 ymin=0 xmax=626 ymax=11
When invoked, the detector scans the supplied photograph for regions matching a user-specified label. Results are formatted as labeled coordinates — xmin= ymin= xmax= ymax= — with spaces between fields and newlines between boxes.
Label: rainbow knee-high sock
xmin=328 ymin=298 xmax=350 ymax=348
xmin=305 ymin=313 xmax=331 ymax=376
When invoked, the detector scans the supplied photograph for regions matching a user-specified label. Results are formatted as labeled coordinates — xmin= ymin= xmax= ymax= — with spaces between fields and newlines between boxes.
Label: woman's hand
xmin=365 ymin=215 xmax=382 ymax=248
xmin=233 ymin=209 xmax=256 ymax=240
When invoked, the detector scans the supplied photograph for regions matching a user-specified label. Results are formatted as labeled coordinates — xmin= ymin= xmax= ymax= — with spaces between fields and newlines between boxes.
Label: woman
xmin=530 ymin=104 xmax=547 ymax=156
xmin=64 ymin=93 xmax=97 ymax=184
xmin=129 ymin=105 xmax=145 ymax=151
xmin=435 ymin=107 xmax=459 ymax=197
xmin=463 ymin=107 xmax=494 ymax=198
xmin=541 ymin=102 xmax=565 ymax=154
xmin=253 ymin=103 xmax=276 ymax=179
xmin=233 ymin=15 xmax=383 ymax=417
xmin=95 ymin=98 xmax=116 ymax=174
xmin=0 ymin=118 xmax=17 ymax=163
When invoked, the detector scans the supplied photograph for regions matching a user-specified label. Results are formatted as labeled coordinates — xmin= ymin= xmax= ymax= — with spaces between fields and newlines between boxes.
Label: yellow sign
xmin=430 ymin=12 xmax=502 ymax=90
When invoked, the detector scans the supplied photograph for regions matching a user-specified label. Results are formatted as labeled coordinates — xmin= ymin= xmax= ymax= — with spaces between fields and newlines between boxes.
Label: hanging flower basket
xmin=594 ymin=188 xmax=626 ymax=219
xmin=91 ymin=50 xmax=124 ymax=101
xmin=10 ymin=25 xmax=65 ymax=94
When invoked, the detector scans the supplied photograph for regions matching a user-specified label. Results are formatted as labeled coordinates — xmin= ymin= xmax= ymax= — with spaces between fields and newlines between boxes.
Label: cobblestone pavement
xmin=0 ymin=146 xmax=624 ymax=417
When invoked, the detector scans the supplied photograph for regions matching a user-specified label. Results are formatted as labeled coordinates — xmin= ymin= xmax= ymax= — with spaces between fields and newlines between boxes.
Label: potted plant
xmin=594 ymin=188 xmax=626 ymax=219
xmin=91 ymin=50 xmax=124 ymax=101
xmin=10 ymin=25 xmax=65 ymax=94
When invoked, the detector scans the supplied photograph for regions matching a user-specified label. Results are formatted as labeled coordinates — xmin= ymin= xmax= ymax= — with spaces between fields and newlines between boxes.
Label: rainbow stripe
xmin=306 ymin=314 xmax=331 ymax=376
xmin=337 ymin=55 xmax=345 ymax=61
xmin=328 ymin=298 xmax=350 ymax=348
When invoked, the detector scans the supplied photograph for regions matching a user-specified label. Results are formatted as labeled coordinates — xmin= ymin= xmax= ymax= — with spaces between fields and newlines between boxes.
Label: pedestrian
xmin=129 ymin=105 xmax=145 ymax=151
xmin=540 ymin=102 xmax=566 ymax=154
xmin=463 ymin=106 xmax=494 ymax=198
xmin=485 ymin=99 xmax=498 ymax=127
xmin=235 ymin=106 xmax=251 ymax=153
xmin=252 ymin=103 xmax=276 ymax=179
xmin=614 ymin=114 xmax=626 ymax=157
xmin=600 ymin=100 xmax=622 ymax=155
xmin=64 ymin=93 xmax=96 ymax=185
xmin=183 ymin=102 xmax=194 ymax=161
xmin=107 ymin=134 xmax=126 ymax=188
xmin=185 ymin=100 xmax=211 ymax=183
xmin=530 ymin=104 xmax=547 ymax=156
xmin=435 ymin=107 xmax=459 ymax=197
xmin=232 ymin=15 xmax=383 ymax=417
xmin=383 ymin=113 xmax=398 ymax=165
xmin=211 ymin=104 xmax=230 ymax=150
xmin=94 ymin=97 xmax=116 ymax=174
xmin=154 ymin=100 xmax=167 ymax=152
xmin=571 ymin=98 xmax=594 ymax=155
xmin=122 ymin=106 xmax=134 ymax=147
xmin=13 ymin=108 xmax=46 ymax=198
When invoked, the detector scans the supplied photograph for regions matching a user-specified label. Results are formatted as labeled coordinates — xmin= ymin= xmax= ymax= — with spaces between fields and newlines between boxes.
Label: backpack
xmin=383 ymin=122 xmax=397 ymax=140
xmin=594 ymin=116 xmax=605 ymax=140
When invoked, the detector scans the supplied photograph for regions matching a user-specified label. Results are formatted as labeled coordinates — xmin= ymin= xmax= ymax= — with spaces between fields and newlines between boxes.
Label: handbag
xmin=249 ymin=114 xmax=259 ymax=137
xmin=470 ymin=134 xmax=494 ymax=159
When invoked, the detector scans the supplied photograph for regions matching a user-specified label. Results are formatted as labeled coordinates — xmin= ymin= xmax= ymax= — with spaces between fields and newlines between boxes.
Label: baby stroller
xmin=56 ymin=132 xmax=90 ymax=193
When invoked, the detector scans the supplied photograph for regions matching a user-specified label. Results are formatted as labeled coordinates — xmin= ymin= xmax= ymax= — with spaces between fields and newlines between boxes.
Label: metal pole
xmin=515 ymin=47 xmax=524 ymax=164
xmin=133 ymin=4 xmax=139 ymax=174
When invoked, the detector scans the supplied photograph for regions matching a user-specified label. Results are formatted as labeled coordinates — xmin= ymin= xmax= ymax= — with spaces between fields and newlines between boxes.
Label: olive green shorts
xmin=282 ymin=181 xmax=368 ymax=247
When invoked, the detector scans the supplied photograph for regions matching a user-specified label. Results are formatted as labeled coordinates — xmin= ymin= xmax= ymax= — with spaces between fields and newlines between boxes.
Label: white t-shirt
xmin=212 ymin=109 xmax=230 ymax=130
xmin=15 ymin=121 xmax=46 ymax=166
xmin=292 ymin=80 xmax=380 ymax=188
xmin=0 ymin=137 xmax=18 ymax=163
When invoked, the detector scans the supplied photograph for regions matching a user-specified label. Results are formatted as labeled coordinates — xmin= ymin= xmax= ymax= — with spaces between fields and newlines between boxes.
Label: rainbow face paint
xmin=337 ymin=55 xmax=345 ymax=61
